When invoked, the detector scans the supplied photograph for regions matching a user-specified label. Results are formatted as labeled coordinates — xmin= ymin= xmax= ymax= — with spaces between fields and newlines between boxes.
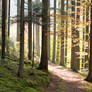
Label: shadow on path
xmin=45 ymin=63 xmax=87 ymax=92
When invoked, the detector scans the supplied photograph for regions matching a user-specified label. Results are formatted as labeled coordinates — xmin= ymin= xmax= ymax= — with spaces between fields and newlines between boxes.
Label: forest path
xmin=45 ymin=63 xmax=87 ymax=92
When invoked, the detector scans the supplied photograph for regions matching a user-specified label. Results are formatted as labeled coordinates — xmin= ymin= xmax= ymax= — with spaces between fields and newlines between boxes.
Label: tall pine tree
xmin=18 ymin=0 xmax=25 ymax=77
xmin=28 ymin=0 xmax=32 ymax=60
xmin=85 ymin=0 xmax=92 ymax=82
xmin=52 ymin=0 xmax=56 ymax=63
xmin=60 ymin=0 xmax=65 ymax=66
xmin=38 ymin=0 xmax=49 ymax=71
xmin=1 ymin=0 xmax=7 ymax=63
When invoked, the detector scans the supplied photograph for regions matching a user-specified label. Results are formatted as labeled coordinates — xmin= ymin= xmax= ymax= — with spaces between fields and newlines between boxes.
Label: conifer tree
xmin=18 ymin=0 xmax=24 ymax=77
xmin=28 ymin=0 xmax=32 ymax=60
xmin=60 ymin=0 xmax=65 ymax=66
xmin=38 ymin=0 xmax=49 ymax=71
xmin=17 ymin=0 xmax=21 ymax=41
xmin=1 ymin=0 xmax=7 ymax=63
xmin=85 ymin=0 xmax=92 ymax=82
xmin=52 ymin=0 xmax=56 ymax=63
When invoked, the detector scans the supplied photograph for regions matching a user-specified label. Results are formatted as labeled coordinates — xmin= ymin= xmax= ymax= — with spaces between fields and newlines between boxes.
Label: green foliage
xmin=0 ymin=35 xmax=17 ymax=58
xmin=88 ymin=88 xmax=92 ymax=92
xmin=58 ymin=82 xmax=66 ymax=92
xmin=0 ymin=62 xmax=51 ymax=92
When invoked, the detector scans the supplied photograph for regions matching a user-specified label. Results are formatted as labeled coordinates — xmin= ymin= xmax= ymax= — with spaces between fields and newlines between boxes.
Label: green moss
xmin=58 ymin=81 xmax=66 ymax=92
xmin=0 ymin=62 xmax=50 ymax=92
xmin=23 ymin=87 xmax=39 ymax=92
xmin=88 ymin=88 xmax=92 ymax=92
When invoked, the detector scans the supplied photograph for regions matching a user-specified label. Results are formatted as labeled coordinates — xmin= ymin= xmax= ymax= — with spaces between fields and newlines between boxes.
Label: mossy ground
xmin=0 ymin=61 xmax=51 ymax=92
xmin=58 ymin=81 xmax=66 ymax=92
xmin=84 ymin=82 xmax=92 ymax=92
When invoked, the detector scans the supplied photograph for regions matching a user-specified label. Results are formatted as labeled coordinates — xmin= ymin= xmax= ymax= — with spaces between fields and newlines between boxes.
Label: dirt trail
xmin=45 ymin=64 xmax=87 ymax=92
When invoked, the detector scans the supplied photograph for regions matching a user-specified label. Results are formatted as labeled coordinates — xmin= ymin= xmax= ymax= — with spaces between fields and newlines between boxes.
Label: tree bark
xmin=60 ymin=0 xmax=65 ymax=66
xmin=71 ymin=0 xmax=76 ymax=71
xmin=85 ymin=0 xmax=92 ymax=82
xmin=17 ymin=0 xmax=21 ymax=41
xmin=52 ymin=0 xmax=56 ymax=64
xmin=71 ymin=0 xmax=80 ymax=72
xmin=1 ymin=0 xmax=7 ymax=63
xmin=56 ymin=36 xmax=60 ymax=63
xmin=64 ymin=0 xmax=68 ymax=65
xmin=38 ymin=0 xmax=49 ymax=71
xmin=85 ymin=2 xmax=89 ymax=68
xmin=48 ymin=0 xmax=50 ymax=60
xmin=35 ymin=0 xmax=40 ymax=56
xmin=36 ymin=23 xmax=40 ymax=56
xmin=18 ymin=0 xmax=24 ymax=78
xmin=28 ymin=0 xmax=32 ymax=60
xmin=8 ymin=0 xmax=10 ymax=37
xmin=7 ymin=0 xmax=11 ymax=53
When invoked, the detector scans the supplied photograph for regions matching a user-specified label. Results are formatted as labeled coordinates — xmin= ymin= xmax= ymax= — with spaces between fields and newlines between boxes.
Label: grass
xmin=83 ymin=81 xmax=92 ymax=92
xmin=0 ymin=61 xmax=51 ymax=92
xmin=88 ymin=88 xmax=92 ymax=92
xmin=58 ymin=80 xmax=66 ymax=92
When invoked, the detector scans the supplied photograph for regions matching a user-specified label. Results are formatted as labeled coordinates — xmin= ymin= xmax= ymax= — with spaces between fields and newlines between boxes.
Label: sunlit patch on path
xmin=45 ymin=63 xmax=87 ymax=92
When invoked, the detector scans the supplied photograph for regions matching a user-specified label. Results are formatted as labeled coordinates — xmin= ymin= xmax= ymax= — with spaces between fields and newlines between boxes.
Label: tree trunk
xmin=56 ymin=36 xmax=60 ymax=63
xmin=8 ymin=0 xmax=10 ymax=37
xmin=1 ymin=0 xmax=7 ymax=63
xmin=28 ymin=0 xmax=32 ymax=60
xmin=7 ymin=0 xmax=11 ymax=53
xmin=32 ymin=22 xmax=35 ymax=68
xmin=18 ymin=0 xmax=24 ymax=78
xmin=71 ymin=0 xmax=76 ymax=71
xmin=17 ymin=0 xmax=21 ymax=41
xmin=85 ymin=2 xmax=89 ymax=68
xmin=64 ymin=0 xmax=68 ymax=65
xmin=36 ymin=21 xmax=39 ymax=56
xmin=38 ymin=0 xmax=49 ymax=71
xmin=35 ymin=0 xmax=40 ymax=56
xmin=60 ymin=0 xmax=64 ymax=66
xmin=71 ymin=0 xmax=80 ymax=72
xmin=76 ymin=0 xmax=80 ymax=70
xmin=48 ymin=0 xmax=50 ymax=60
xmin=85 ymin=0 xmax=92 ymax=82
xmin=52 ymin=0 xmax=56 ymax=64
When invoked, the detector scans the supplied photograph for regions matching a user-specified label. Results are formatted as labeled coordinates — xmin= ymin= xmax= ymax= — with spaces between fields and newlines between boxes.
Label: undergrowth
xmin=58 ymin=80 xmax=66 ymax=92
xmin=0 ymin=61 xmax=51 ymax=92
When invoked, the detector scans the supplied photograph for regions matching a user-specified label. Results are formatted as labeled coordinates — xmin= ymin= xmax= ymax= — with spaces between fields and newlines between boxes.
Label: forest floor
xmin=45 ymin=63 xmax=88 ymax=92
xmin=0 ymin=61 xmax=50 ymax=92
